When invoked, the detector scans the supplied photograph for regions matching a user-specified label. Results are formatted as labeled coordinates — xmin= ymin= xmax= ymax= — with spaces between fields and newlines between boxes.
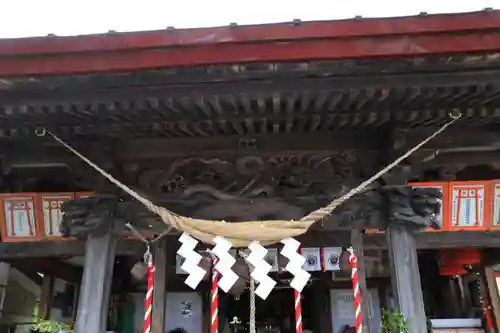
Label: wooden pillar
xmin=351 ymin=229 xmax=371 ymax=333
xmin=386 ymin=226 xmax=426 ymax=333
xmin=75 ymin=234 xmax=116 ymax=333
xmin=457 ymin=275 xmax=472 ymax=318
xmin=152 ymin=239 xmax=168 ymax=333
xmin=447 ymin=278 xmax=463 ymax=317
xmin=38 ymin=275 xmax=54 ymax=320
xmin=0 ymin=262 xmax=10 ymax=322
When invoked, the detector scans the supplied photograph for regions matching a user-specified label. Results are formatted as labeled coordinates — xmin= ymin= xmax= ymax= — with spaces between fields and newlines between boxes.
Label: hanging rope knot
xmin=449 ymin=109 xmax=462 ymax=120
xmin=144 ymin=245 xmax=153 ymax=267
xmin=349 ymin=256 xmax=357 ymax=266
xmin=34 ymin=127 xmax=47 ymax=137
xmin=347 ymin=247 xmax=357 ymax=265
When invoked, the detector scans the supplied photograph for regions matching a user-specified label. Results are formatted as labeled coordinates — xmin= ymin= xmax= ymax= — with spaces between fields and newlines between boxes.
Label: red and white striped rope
xmin=211 ymin=259 xmax=220 ymax=333
xmin=348 ymin=248 xmax=363 ymax=333
xmin=295 ymin=248 xmax=303 ymax=333
xmin=143 ymin=261 xmax=155 ymax=333
xmin=294 ymin=289 xmax=303 ymax=333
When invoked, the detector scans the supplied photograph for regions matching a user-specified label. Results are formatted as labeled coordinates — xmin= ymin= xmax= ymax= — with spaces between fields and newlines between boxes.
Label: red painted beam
xmin=1 ymin=11 xmax=500 ymax=56
xmin=1 ymin=32 xmax=499 ymax=77
xmin=0 ymin=11 xmax=500 ymax=77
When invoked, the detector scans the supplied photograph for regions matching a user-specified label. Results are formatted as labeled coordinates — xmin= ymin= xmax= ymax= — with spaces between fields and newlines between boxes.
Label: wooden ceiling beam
xmin=432 ymin=151 xmax=500 ymax=167
xmin=397 ymin=128 xmax=500 ymax=151
xmin=117 ymin=131 xmax=384 ymax=160
xmin=1 ymin=127 xmax=498 ymax=164
xmin=1 ymin=69 xmax=500 ymax=106
xmin=9 ymin=264 xmax=43 ymax=285
xmin=1 ymin=55 xmax=500 ymax=93
xmin=2 ymin=230 xmax=500 ymax=258
xmin=117 ymin=128 xmax=500 ymax=160
xmin=7 ymin=258 xmax=82 ymax=284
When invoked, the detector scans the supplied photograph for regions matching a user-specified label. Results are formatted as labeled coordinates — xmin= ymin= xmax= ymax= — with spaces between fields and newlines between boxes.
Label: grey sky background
xmin=0 ymin=0 xmax=498 ymax=38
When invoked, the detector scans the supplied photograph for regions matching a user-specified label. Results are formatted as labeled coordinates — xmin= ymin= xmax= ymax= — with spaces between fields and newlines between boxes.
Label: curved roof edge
xmin=1 ymin=10 xmax=500 ymax=77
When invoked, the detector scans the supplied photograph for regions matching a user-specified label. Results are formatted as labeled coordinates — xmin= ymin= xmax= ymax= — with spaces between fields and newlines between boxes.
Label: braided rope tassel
xmin=143 ymin=260 xmax=155 ymax=333
xmin=348 ymin=247 xmax=363 ymax=333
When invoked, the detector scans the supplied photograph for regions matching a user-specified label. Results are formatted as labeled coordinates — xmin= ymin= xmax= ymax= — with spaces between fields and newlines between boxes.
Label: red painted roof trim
xmin=1 ymin=11 xmax=500 ymax=56
xmin=0 ymin=11 xmax=500 ymax=77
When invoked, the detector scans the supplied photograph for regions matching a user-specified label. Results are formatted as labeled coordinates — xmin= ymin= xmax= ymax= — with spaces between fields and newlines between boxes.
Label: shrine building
xmin=0 ymin=9 xmax=500 ymax=333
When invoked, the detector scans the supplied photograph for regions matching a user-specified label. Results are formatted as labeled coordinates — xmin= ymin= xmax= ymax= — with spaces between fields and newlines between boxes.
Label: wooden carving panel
xmin=0 ymin=194 xmax=38 ymax=241
xmin=134 ymin=153 xmax=368 ymax=200
xmin=41 ymin=193 xmax=73 ymax=237
xmin=450 ymin=182 xmax=490 ymax=230
xmin=409 ymin=182 xmax=448 ymax=231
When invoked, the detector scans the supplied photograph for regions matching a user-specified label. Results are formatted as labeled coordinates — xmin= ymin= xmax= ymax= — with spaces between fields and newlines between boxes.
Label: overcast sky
xmin=0 ymin=0 xmax=498 ymax=38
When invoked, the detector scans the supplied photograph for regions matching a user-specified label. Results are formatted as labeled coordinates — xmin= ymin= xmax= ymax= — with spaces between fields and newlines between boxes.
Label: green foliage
xmin=32 ymin=302 xmax=74 ymax=333
xmin=32 ymin=320 xmax=74 ymax=333
xmin=380 ymin=309 xmax=410 ymax=333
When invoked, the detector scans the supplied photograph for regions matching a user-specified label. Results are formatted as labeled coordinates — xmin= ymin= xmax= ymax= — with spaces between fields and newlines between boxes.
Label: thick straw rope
xmin=36 ymin=111 xmax=460 ymax=247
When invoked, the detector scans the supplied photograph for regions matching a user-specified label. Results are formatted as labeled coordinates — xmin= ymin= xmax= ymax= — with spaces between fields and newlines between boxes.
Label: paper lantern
xmin=438 ymin=249 xmax=480 ymax=276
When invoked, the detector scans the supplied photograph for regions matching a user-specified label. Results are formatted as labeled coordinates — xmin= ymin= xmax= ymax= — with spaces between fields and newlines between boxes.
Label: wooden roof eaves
xmin=0 ymin=11 xmax=500 ymax=77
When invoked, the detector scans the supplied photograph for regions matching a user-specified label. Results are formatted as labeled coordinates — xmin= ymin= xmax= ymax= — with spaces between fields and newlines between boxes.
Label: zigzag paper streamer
xmin=247 ymin=241 xmax=277 ymax=299
xmin=212 ymin=236 xmax=239 ymax=293
xmin=280 ymin=237 xmax=311 ymax=292
xmin=177 ymin=232 xmax=207 ymax=289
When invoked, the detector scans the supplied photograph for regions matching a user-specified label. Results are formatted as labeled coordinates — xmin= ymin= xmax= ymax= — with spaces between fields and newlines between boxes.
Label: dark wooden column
xmin=152 ymin=239 xmax=168 ymax=333
xmin=386 ymin=226 xmax=426 ymax=333
xmin=75 ymin=234 xmax=116 ymax=333
xmin=351 ymin=229 xmax=371 ymax=333
xmin=0 ymin=262 xmax=10 ymax=322
xmin=38 ymin=275 xmax=54 ymax=320
xmin=448 ymin=278 xmax=464 ymax=317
